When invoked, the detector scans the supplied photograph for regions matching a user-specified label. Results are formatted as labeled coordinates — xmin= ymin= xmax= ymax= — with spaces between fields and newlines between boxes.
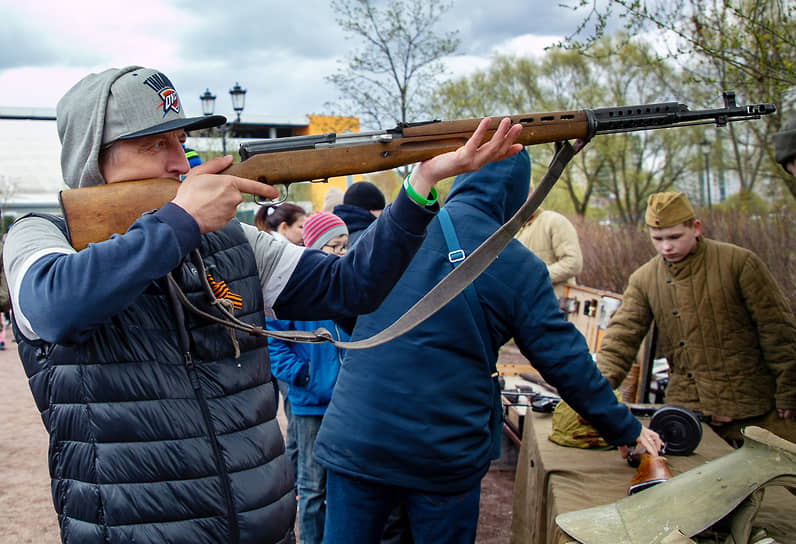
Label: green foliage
xmin=538 ymin=183 xmax=578 ymax=216
xmin=430 ymin=55 xmax=544 ymax=118
xmin=558 ymin=0 xmax=796 ymax=200
xmin=432 ymin=35 xmax=698 ymax=223
xmin=713 ymin=189 xmax=770 ymax=215
xmin=561 ymin=0 xmax=794 ymax=96
xmin=287 ymin=182 xmax=314 ymax=205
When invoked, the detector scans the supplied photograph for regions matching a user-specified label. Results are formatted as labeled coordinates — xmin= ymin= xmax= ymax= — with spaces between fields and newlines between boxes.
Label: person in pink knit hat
xmin=267 ymin=210 xmax=350 ymax=544
xmin=301 ymin=212 xmax=349 ymax=253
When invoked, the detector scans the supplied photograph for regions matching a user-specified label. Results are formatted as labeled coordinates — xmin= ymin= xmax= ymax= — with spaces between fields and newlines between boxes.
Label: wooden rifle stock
xmin=60 ymin=92 xmax=776 ymax=250
xmin=60 ymin=112 xmax=590 ymax=250
xmin=61 ymin=179 xmax=180 ymax=251
xmin=627 ymin=453 xmax=672 ymax=495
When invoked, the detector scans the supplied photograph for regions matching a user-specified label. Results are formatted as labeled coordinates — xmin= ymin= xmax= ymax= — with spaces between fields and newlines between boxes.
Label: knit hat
xmin=302 ymin=212 xmax=348 ymax=250
xmin=548 ymin=391 xmax=623 ymax=449
xmin=322 ymin=187 xmax=345 ymax=211
xmin=773 ymin=118 xmax=796 ymax=173
xmin=644 ymin=192 xmax=695 ymax=228
xmin=344 ymin=181 xmax=386 ymax=211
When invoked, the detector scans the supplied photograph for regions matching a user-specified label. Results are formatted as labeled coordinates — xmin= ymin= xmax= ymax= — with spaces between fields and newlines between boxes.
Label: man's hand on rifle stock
xmin=409 ymin=117 xmax=524 ymax=199
xmin=619 ymin=426 xmax=665 ymax=460
xmin=172 ymin=155 xmax=280 ymax=234
xmin=173 ymin=118 xmax=522 ymax=233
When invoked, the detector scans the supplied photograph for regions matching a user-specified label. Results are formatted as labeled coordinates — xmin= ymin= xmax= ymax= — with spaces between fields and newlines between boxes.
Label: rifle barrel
xmin=61 ymin=92 xmax=777 ymax=251
xmin=237 ymin=93 xmax=776 ymax=167
xmin=586 ymin=92 xmax=776 ymax=136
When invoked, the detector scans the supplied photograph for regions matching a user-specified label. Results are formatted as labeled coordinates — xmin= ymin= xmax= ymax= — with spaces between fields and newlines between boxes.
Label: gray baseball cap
xmin=102 ymin=67 xmax=225 ymax=144
xmin=57 ymin=66 xmax=226 ymax=188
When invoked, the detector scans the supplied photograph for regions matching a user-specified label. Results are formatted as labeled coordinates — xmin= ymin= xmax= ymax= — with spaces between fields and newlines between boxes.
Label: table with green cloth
xmin=509 ymin=411 xmax=796 ymax=544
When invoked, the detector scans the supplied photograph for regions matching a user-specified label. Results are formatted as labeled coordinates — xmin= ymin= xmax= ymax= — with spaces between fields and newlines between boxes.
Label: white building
xmin=0 ymin=108 xmax=64 ymax=218
xmin=0 ymin=107 xmax=321 ymax=225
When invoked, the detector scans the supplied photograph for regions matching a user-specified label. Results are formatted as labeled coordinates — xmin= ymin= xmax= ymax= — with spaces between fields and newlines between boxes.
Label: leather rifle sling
xmin=170 ymin=140 xmax=582 ymax=349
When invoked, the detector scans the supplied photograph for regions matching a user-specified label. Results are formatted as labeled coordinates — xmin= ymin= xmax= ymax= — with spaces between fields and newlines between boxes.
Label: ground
xmin=0 ymin=334 xmax=57 ymax=543
xmin=0 ymin=334 xmax=518 ymax=543
xmin=475 ymin=468 xmax=516 ymax=544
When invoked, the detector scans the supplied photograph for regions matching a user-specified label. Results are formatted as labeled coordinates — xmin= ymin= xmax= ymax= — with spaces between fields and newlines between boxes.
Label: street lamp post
xmin=229 ymin=82 xmax=247 ymax=123
xmin=700 ymin=139 xmax=712 ymax=210
xmin=199 ymin=88 xmax=216 ymax=116
xmin=198 ymin=84 xmax=247 ymax=155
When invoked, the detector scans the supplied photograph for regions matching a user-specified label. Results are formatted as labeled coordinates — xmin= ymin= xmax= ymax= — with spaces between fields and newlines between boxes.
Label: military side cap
xmin=644 ymin=192 xmax=695 ymax=228
xmin=773 ymin=118 xmax=796 ymax=172
xmin=548 ymin=391 xmax=622 ymax=449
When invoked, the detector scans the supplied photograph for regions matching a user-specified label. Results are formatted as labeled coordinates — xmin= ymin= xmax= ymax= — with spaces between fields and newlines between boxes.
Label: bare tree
xmin=431 ymin=37 xmax=693 ymax=223
xmin=0 ymin=174 xmax=18 ymax=232
xmin=326 ymin=0 xmax=460 ymax=130
xmin=559 ymin=0 xmax=796 ymax=201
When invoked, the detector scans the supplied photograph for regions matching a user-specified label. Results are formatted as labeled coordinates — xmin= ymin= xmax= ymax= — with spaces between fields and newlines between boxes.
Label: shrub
xmin=572 ymin=209 xmax=795 ymax=315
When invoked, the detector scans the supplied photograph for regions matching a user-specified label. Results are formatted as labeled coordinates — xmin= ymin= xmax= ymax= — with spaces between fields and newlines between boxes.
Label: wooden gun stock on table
xmin=627 ymin=452 xmax=673 ymax=495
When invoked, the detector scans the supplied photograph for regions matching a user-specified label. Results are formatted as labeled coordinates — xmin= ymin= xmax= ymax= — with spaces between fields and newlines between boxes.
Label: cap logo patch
xmin=143 ymin=72 xmax=180 ymax=118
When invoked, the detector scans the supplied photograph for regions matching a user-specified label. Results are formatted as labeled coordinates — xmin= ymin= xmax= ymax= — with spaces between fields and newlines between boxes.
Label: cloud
xmin=441 ymin=2 xmax=578 ymax=53
xmin=176 ymin=0 xmax=348 ymax=60
xmin=0 ymin=6 xmax=100 ymax=69
xmin=0 ymin=0 xmax=578 ymax=118
xmin=152 ymin=1 xmax=351 ymax=117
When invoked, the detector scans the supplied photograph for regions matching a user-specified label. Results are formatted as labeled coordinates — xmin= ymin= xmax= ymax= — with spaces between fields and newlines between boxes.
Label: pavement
xmin=0 ymin=332 xmax=60 ymax=543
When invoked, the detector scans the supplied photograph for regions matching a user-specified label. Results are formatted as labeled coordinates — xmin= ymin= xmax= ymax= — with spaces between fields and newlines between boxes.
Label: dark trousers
xmin=323 ymin=470 xmax=480 ymax=544
xmin=381 ymin=504 xmax=413 ymax=544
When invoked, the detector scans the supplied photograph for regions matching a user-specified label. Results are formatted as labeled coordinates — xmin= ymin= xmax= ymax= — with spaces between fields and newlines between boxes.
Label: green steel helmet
xmin=548 ymin=390 xmax=623 ymax=449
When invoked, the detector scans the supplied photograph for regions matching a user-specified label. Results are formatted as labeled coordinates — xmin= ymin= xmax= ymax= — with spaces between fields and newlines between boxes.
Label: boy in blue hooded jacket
xmin=314 ymin=150 xmax=661 ymax=544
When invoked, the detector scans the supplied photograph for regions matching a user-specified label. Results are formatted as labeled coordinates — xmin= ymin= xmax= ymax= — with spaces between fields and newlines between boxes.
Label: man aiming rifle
xmin=3 ymin=65 xmax=522 ymax=544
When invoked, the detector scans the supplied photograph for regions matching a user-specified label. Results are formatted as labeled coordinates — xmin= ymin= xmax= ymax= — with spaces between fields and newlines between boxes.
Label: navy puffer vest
xmin=17 ymin=218 xmax=295 ymax=544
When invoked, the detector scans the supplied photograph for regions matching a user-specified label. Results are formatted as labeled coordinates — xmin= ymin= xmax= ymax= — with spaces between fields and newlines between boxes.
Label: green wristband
xmin=403 ymin=174 xmax=439 ymax=207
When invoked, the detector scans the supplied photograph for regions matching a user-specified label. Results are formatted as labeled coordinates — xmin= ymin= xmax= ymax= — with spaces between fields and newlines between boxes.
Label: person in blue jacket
xmin=179 ymin=130 xmax=202 ymax=168
xmin=314 ymin=149 xmax=662 ymax=544
xmin=2 ymin=65 xmax=524 ymax=544
xmin=333 ymin=181 xmax=386 ymax=248
xmin=267 ymin=211 xmax=351 ymax=544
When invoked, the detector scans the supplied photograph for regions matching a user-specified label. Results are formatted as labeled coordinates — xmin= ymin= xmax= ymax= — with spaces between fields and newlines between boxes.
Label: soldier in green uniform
xmin=596 ymin=192 xmax=796 ymax=445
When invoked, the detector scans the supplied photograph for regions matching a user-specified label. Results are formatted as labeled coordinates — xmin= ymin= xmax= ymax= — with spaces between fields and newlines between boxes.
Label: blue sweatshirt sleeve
xmin=266 ymin=318 xmax=309 ymax=386
xmin=13 ymin=203 xmax=200 ymax=344
xmin=513 ymin=260 xmax=641 ymax=446
xmin=273 ymin=189 xmax=438 ymax=321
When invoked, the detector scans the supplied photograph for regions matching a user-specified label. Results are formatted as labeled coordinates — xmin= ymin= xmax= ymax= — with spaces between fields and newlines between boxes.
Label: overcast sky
xmin=0 ymin=0 xmax=587 ymax=122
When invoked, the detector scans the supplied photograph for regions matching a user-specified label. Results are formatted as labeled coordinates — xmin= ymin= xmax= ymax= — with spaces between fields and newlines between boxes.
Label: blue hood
xmin=332 ymin=203 xmax=377 ymax=234
xmin=314 ymin=145 xmax=641 ymax=493
xmin=445 ymin=149 xmax=530 ymax=224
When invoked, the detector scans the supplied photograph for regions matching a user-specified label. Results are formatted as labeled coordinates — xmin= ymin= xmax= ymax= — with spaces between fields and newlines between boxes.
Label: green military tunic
xmin=597 ymin=238 xmax=796 ymax=422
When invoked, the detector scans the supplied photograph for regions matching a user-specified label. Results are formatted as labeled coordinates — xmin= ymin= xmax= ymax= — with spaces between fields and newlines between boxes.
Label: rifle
xmin=61 ymin=91 xmax=775 ymax=250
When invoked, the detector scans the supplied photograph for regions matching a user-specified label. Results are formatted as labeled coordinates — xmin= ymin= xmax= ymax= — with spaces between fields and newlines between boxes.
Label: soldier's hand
xmin=619 ymin=426 xmax=664 ymax=460
xmin=172 ymin=155 xmax=280 ymax=233
xmin=408 ymin=117 xmax=523 ymax=201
